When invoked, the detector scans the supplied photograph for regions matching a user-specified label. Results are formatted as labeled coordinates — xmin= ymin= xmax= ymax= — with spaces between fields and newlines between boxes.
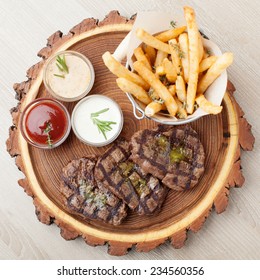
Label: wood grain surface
xmin=1 ymin=0 xmax=260 ymax=260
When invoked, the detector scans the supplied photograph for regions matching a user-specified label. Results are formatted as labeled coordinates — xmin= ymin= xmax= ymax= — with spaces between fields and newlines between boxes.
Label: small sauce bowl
xmin=43 ymin=50 xmax=95 ymax=102
xmin=72 ymin=95 xmax=123 ymax=147
xmin=20 ymin=98 xmax=71 ymax=149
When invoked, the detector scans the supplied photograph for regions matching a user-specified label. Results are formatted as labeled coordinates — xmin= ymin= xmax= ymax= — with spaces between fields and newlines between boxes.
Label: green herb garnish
xmin=154 ymin=98 xmax=165 ymax=104
xmin=170 ymin=146 xmax=188 ymax=163
xmin=90 ymin=108 xmax=117 ymax=140
xmin=79 ymin=180 xmax=107 ymax=208
xmin=54 ymin=55 xmax=69 ymax=78
xmin=159 ymin=74 xmax=171 ymax=87
xmin=170 ymin=43 xmax=185 ymax=59
xmin=119 ymin=161 xmax=134 ymax=177
xmin=44 ymin=121 xmax=53 ymax=147
xmin=194 ymin=103 xmax=199 ymax=110
xmin=148 ymin=87 xmax=155 ymax=97
xmin=135 ymin=178 xmax=150 ymax=197
xmin=170 ymin=20 xmax=177 ymax=28
xmin=159 ymin=75 xmax=167 ymax=83
xmin=157 ymin=135 xmax=169 ymax=149
xmin=148 ymin=87 xmax=165 ymax=104
xmin=53 ymin=73 xmax=65 ymax=79
xmin=206 ymin=49 xmax=211 ymax=56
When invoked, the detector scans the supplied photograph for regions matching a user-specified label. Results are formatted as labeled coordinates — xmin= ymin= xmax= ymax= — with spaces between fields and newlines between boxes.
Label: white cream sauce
xmin=73 ymin=96 xmax=122 ymax=145
xmin=46 ymin=54 xmax=91 ymax=99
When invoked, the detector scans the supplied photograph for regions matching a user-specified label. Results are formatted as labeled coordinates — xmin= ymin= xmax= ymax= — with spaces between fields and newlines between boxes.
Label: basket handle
xmin=126 ymin=92 xmax=145 ymax=120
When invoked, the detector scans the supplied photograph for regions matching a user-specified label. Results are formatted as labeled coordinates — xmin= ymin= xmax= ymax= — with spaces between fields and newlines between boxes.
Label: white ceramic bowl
xmin=71 ymin=95 xmax=123 ymax=147
xmin=43 ymin=50 xmax=95 ymax=102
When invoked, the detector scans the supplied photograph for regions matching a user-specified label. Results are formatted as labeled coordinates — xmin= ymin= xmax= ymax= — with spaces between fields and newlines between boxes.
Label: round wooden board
xmin=6 ymin=11 xmax=255 ymax=256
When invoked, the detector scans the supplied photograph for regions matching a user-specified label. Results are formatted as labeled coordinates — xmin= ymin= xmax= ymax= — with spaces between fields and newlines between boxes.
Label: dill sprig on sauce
xmin=90 ymin=108 xmax=117 ymax=140
xmin=54 ymin=54 xmax=69 ymax=78
xmin=54 ymin=73 xmax=65 ymax=79
xmin=44 ymin=121 xmax=53 ymax=147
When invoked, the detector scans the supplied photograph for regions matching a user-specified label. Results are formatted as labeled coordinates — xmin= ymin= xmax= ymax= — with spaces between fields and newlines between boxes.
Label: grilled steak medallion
xmin=95 ymin=139 xmax=168 ymax=215
xmin=60 ymin=157 xmax=127 ymax=225
xmin=130 ymin=125 xmax=205 ymax=191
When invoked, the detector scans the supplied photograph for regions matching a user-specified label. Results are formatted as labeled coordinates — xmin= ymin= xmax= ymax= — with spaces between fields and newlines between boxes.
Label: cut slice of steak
xmin=94 ymin=139 xmax=168 ymax=215
xmin=60 ymin=156 xmax=127 ymax=226
xmin=130 ymin=125 xmax=205 ymax=191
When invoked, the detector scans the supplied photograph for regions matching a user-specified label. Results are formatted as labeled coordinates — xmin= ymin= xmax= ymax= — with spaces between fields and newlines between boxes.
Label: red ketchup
xmin=24 ymin=100 xmax=68 ymax=147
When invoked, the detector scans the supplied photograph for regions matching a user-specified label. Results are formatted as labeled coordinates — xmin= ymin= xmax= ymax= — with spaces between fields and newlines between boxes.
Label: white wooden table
xmin=1 ymin=0 xmax=259 ymax=260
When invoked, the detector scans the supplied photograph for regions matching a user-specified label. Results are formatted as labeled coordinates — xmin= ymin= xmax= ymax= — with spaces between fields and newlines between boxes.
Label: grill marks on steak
xmin=60 ymin=157 xmax=127 ymax=225
xmin=130 ymin=125 xmax=205 ymax=191
xmin=60 ymin=125 xmax=205 ymax=225
xmin=94 ymin=139 xmax=168 ymax=215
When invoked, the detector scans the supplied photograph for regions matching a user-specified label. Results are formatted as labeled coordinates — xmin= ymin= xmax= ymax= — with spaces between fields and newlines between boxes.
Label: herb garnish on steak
xmin=60 ymin=156 xmax=127 ymax=225
xmin=130 ymin=125 xmax=205 ymax=191
xmin=94 ymin=139 xmax=168 ymax=215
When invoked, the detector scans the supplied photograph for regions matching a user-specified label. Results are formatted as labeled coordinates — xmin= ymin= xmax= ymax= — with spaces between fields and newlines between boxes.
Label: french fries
xmin=155 ymin=26 xmax=186 ymax=42
xmin=168 ymin=85 xmax=176 ymax=96
xmin=136 ymin=28 xmax=171 ymax=53
xmin=102 ymin=6 xmax=234 ymax=120
xmin=184 ymin=6 xmax=200 ymax=114
xmin=162 ymin=58 xmax=177 ymax=83
xmin=198 ymin=34 xmax=204 ymax=62
xmin=102 ymin=51 xmax=150 ymax=90
xmin=196 ymin=95 xmax=223 ymax=114
xmin=154 ymin=50 xmax=168 ymax=67
xmin=197 ymin=52 xmax=234 ymax=94
xmin=178 ymin=32 xmax=189 ymax=82
xmin=199 ymin=56 xmax=217 ymax=73
xmin=168 ymin=39 xmax=182 ymax=74
xmin=175 ymin=97 xmax=188 ymax=119
xmin=134 ymin=46 xmax=152 ymax=71
xmin=133 ymin=61 xmax=178 ymax=116
xmin=145 ymin=88 xmax=167 ymax=117
xmin=143 ymin=45 xmax=156 ymax=65
xmin=145 ymin=101 xmax=166 ymax=117
xmin=176 ymin=75 xmax=187 ymax=102
xmin=155 ymin=65 xmax=165 ymax=75
xmin=116 ymin=78 xmax=152 ymax=105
